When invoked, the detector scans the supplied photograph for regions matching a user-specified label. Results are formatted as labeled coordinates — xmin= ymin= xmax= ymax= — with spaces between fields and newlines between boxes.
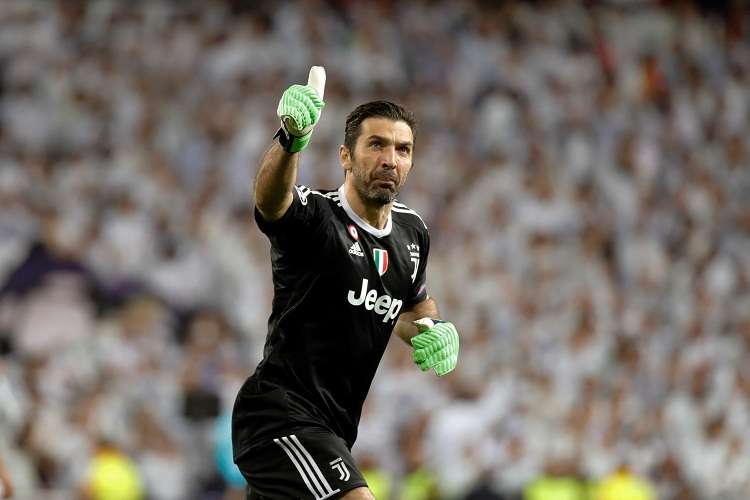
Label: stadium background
xmin=0 ymin=0 xmax=749 ymax=499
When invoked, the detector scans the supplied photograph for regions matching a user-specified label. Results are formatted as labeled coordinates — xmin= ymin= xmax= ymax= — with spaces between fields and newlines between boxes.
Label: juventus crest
xmin=329 ymin=457 xmax=350 ymax=481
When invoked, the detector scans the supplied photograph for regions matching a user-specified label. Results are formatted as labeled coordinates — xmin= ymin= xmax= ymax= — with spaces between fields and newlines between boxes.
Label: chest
xmin=323 ymin=220 xmax=421 ymax=304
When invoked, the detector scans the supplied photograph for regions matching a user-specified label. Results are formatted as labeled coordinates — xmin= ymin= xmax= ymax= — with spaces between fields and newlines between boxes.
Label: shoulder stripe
xmin=298 ymin=185 xmax=335 ymax=198
xmin=392 ymin=206 xmax=428 ymax=229
xmin=299 ymin=187 xmax=342 ymax=207
xmin=313 ymin=191 xmax=342 ymax=206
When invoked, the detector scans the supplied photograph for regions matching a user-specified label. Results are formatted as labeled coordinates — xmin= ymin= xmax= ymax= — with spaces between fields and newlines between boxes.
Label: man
xmin=232 ymin=67 xmax=460 ymax=500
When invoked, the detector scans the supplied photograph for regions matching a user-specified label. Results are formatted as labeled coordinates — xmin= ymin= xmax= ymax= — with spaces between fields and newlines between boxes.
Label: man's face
xmin=341 ymin=117 xmax=414 ymax=206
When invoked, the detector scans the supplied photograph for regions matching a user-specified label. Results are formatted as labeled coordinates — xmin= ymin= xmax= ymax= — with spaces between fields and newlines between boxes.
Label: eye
xmin=369 ymin=140 xmax=382 ymax=149
xmin=398 ymin=146 xmax=411 ymax=155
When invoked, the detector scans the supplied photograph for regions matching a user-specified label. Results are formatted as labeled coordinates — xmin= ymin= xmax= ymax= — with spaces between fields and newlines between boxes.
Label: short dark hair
xmin=344 ymin=100 xmax=417 ymax=155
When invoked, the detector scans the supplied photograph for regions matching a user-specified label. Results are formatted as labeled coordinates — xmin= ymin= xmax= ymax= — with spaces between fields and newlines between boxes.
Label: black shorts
xmin=235 ymin=429 xmax=368 ymax=500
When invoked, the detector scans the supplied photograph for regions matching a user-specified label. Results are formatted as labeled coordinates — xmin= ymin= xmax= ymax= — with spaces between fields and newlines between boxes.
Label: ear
xmin=339 ymin=145 xmax=352 ymax=174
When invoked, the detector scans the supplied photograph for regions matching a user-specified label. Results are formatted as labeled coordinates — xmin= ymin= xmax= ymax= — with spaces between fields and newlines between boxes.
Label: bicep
xmin=254 ymin=185 xmax=324 ymax=239
xmin=255 ymin=191 xmax=293 ymax=222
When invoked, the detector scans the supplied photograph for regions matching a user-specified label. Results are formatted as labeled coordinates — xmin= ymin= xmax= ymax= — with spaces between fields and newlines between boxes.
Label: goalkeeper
xmin=232 ymin=67 xmax=460 ymax=500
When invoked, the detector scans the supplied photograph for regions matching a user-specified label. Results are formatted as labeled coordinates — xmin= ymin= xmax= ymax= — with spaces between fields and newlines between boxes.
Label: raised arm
xmin=254 ymin=142 xmax=299 ymax=221
xmin=254 ymin=66 xmax=326 ymax=221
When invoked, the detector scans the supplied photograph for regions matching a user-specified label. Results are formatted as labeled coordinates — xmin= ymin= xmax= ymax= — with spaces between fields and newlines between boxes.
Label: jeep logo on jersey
xmin=347 ymin=278 xmax=402 ymax=323
xmin=373 ymin=249 xmax=389 ymax=276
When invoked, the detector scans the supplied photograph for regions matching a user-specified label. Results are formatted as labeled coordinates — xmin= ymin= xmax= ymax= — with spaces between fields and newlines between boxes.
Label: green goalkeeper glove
xmin=276 ymin=66 xmax=326 ymax=153
xmin=411 ymin=319 xmax=459 ymax=376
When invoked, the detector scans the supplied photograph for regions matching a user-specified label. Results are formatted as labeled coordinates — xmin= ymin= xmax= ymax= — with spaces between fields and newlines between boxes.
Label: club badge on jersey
xmin=373 ymin=249 xmax=389 ymax=276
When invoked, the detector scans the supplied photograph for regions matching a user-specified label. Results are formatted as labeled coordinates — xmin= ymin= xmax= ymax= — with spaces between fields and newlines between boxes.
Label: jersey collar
xmin=338 ymin=185 xmax=392 ymax=238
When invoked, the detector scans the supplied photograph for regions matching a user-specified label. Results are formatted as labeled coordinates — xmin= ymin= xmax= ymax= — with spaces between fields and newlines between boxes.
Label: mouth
xmin=373 ymin=177 xmax=397 ymax=189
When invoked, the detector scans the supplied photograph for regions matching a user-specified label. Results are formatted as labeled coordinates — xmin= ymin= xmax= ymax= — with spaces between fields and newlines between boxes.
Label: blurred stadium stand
xmin=0 ymin=0 xmax=749 ymax=499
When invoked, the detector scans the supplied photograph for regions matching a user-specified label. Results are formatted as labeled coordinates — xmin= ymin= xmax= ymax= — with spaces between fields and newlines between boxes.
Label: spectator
xmin=83 ymin=440 xmax=143 ymax=500
xmin=0 ymin=0 xmax=748 ymax=497
xmin=593 ymin=466 xmax=654 ymax=500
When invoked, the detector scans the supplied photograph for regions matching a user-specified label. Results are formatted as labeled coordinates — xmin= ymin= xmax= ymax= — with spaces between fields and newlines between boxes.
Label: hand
xmin=276 ymin=66 xmax=326 ymax=153
xmin=411 ymin=319 xmax=459 ymax=376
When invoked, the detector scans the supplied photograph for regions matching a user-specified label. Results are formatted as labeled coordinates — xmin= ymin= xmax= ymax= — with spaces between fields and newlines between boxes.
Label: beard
xmin=351 ymin=162 xmax=400 ymax=206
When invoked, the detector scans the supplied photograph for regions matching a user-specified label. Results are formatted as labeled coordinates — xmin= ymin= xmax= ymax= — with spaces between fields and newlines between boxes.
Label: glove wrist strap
xmin=274 ymin=127 xmax=311 ymax=153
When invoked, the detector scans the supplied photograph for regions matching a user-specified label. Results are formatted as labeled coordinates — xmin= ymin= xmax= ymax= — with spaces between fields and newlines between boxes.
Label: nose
xmin=381 ymin=146 xmax=397 ymax=169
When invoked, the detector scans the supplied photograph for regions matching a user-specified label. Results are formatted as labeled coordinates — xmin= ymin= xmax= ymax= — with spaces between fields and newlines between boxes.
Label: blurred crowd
xmin=0 ymin=0 xmax=749 ymax=499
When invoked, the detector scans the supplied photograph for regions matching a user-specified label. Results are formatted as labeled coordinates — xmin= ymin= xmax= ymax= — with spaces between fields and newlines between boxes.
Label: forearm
xmin=393 ymin=297 xmax=439 ymax=345
xmin=254 ymin=140 xmax=299 ymax=221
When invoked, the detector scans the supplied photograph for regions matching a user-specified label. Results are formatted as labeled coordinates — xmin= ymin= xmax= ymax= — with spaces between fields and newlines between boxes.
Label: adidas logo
xmin=348 ymin=241 xmax=364 ymax=257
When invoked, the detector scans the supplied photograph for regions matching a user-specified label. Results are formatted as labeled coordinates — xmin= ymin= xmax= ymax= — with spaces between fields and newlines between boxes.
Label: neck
xmin=343 ymin=182 xmax=391 ymax=230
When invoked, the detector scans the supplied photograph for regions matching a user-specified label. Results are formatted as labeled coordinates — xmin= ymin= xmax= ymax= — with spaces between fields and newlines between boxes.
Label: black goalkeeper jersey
xmin=232 ymin=184 xmax=430 ymax=459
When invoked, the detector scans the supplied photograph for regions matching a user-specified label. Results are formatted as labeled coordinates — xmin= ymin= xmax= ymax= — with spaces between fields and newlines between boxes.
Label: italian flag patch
xmin=373 ymin=248 xmax=389 ymax=276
